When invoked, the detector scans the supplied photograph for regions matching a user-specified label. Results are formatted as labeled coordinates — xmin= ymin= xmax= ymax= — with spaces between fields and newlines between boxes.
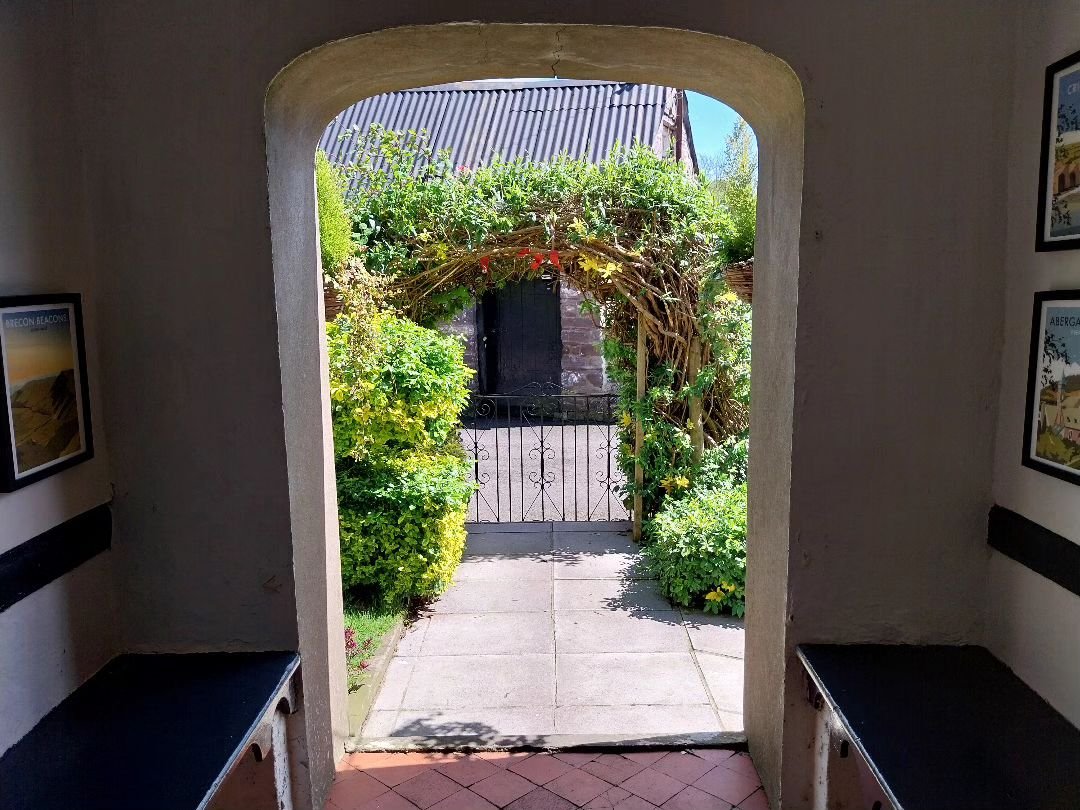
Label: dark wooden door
xmin=479 ymin=279 xmax=561 ymax=394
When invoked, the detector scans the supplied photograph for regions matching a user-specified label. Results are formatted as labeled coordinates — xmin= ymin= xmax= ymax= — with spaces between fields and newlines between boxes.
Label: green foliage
xmin=644 ymin=481 xmax=748 ymax=617
xmin=322 ymin=124 xmax=754 ymax=611
xmin=326 ymin=269 xmax=474 ymax=607
xmin=315 ymin=151 xmax=354 ymax=276
xmin=337 ymin=451 xmax=472 ymax=606
xmin=340 ymin=123 xmax=734 ymax=325
xmin=603 ymin=337 xmax=695 ymax=515
xmin=702 ymin=119 xmax=757 ymax=264
xmin=327 ymin=309 xmax=472 ymax=463
xmin=602 ymin=284 xmax=750 ymax=519
xmin=696 ymin=437 xmax=749 ymax=489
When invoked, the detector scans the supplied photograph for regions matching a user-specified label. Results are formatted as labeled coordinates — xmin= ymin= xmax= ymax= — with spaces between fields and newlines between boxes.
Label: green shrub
xmin=644 ymin=482 xmax=747 ymax=617
xmin=327 ymin=310 xmax=472 ymax=463
xmin=337 ymin=451 xmax=473 ymax=606
xmin=315 ymin=150 xmax=353 ymax=277
xmin=326 ymin=275 xmax=475 ymax=606
xmin=696 ymin=437 xmax=748 ymax=489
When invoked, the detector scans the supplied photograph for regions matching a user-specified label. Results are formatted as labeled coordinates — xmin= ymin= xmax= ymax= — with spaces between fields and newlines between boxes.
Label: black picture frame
xmin=1022 ymin=290 xmax=1080 ymax=485
xmin=1036 ymin=48 xmax=1080 ymax=251
xmin=0 ymin=294 xmax=94 ymax=491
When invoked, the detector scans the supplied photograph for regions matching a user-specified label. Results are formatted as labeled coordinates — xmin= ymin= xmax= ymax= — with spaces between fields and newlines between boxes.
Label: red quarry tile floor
xmin=329 ymin=751 xmax=768 ymax=810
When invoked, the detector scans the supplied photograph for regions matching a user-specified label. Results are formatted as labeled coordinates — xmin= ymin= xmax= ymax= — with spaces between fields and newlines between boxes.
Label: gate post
xmin=633 ymin=312 xmax=647 ymax=542
xmin=688 ymin=334 xmax=704 ymax=464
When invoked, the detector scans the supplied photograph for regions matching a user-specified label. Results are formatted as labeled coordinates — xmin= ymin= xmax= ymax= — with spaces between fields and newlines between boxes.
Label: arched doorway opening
xmin=265 ymin=23 xmax=803 ymax=807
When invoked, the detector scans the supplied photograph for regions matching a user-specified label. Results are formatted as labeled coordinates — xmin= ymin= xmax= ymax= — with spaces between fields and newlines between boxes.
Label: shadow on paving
xmin=357 ymin=520 xmax=746 ymax=743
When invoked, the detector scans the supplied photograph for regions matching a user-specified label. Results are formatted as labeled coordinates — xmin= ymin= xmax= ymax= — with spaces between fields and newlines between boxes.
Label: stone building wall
xmin=443 ymin=306 xmax=480 ymax=390
xmin=441 ymin=287 xmax=609 ymax=394
xmin=559 ymin=285 xmax=609 ymax=393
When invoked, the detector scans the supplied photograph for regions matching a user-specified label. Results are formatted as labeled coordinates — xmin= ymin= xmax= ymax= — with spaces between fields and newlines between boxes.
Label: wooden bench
xmin=797 ymin=644 xmax=1080 ymax=809
xmin=0 ymin=651 xmax=300 ymax=810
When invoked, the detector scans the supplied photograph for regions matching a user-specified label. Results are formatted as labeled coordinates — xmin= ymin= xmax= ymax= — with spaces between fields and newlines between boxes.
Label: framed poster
xmin=1024 ymin=291 xmax=1080 ymax=485
xmin=1037 ymin=49 xmax=1080 ymax=250
xmin=0 ymin=295 xmax=93 ymax=491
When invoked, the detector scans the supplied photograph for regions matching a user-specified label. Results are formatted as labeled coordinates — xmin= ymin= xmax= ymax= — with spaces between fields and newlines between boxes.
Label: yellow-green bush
xmin=337 ymin=451 xmax=472 ymax=605
xmin=327 ymin=310 xmax=471 ymax=464
xmin=327 ymin=286 xmax=474 ymax=606
xmin=315 ymin=150 xmax=353 ymax=276
xmin=643 ymin=481 xmax=747 ymax=617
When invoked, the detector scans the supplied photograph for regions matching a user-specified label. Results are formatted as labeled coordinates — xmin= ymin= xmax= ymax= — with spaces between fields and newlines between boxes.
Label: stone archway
xmin=264 ymin=24 xmax=803 ymax=807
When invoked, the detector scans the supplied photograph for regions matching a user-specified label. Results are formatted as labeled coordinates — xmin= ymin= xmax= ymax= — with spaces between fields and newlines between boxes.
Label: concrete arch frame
xmin=265 ymin=24 xmax=803 ymax=808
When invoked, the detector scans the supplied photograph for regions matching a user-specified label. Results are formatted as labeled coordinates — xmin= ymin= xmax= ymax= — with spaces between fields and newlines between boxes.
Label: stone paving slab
xmin=682 ymin=613 xmax=746 ymax=658
xmin=552 ymin=520 xmax=633 ymax=533
xmin=432 ymin=578 xmax=553 ymax=613
xmin=552 ymin=530 xmax=637 ymax=554
xmin=397 ymin=654 xmax=556 ymax=710
xmin=373 ymin=658 xmax=416 ymax=711
xmin=554 ymin=610 xmax=687 ymax=653
xmin=554 ymin=552 xmax=647 ymax=580
xmin=420 ymin=613 xmax=555 ymax=655
xmin=456 ymin=554 xmax=554 ymax=581
xmin=553 ymin=579 xmax=671 ymax=612
xmin=552 ymin=704 xmax=721 ymax=736
xmin=360 ymin=522 xmax=745 ymax=743
xmin=396 ymin=618 xmax=429 ymax=656
xmin=556 ymin=653 xmax=710 ymax=705
xmin=695 ymin=653 xmax=745 ymax=714
xmin=466 ymin=521 xmax=554 ymax=533
xmin=390 ymin=707 xmax=557 ymax=738
xmin=465 ymin=532 xmax=554 ymax=556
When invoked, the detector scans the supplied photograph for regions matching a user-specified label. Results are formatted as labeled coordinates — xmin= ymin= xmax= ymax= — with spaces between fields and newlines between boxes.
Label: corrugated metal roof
xmin=319 ymin=80 xmax=679 ymax=185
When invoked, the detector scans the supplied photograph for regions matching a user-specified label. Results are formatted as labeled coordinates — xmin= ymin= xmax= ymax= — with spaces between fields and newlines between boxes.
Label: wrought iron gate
xmin=460 ymin=384 xmax=629 ymax=522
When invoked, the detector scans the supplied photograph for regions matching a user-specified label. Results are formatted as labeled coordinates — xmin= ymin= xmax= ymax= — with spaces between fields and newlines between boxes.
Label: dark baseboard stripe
xmin=988 ymin=505 xmax=1080 ymax=598
xmin=0 ymin=503 xmax=111 ymax=614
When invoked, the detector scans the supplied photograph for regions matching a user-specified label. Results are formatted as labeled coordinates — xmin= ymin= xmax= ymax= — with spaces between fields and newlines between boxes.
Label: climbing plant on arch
xmin=326 ymin=125 xmax=751 ymax=523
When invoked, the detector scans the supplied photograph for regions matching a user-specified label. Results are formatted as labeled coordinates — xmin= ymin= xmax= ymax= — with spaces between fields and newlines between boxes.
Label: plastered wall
xmin=0 ymin=2 xmax=116 ymax=755
xmin=988 ymin=0 xmax=1080 ymax=728
xmin=68 ymin=3 xmax=1018 ymax=806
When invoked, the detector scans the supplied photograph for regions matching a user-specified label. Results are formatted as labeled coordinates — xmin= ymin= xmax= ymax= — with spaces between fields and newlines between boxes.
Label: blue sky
xmin=686 ymin=91 xmax=749 ymax=161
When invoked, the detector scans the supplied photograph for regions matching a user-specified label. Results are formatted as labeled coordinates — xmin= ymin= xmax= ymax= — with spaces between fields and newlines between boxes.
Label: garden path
xmin=360 ymin=521 xmax=745 ymax=744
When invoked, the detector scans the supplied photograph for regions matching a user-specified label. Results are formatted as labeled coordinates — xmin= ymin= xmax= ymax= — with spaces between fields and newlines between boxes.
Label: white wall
xmin=0 ymin=1 xmax=115 ymax=755
xmin=72 ymin=3 xmax=1017 ymax=805
xmin=989 ymin=0 xmax=1080 ymax=727
xmin=9 ymin=1 xmax=1078 ymax=805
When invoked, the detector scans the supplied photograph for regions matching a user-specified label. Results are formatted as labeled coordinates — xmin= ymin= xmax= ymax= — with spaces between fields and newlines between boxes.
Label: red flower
xmin=479 ymin=256 xmax=490 ymax=273
xmin=549 ymin=250 xmax=562 ymax=269
xmin=517 ymin=248 xmax=531 ymax=257
xmin=530 ymin=253 xmax=544 ymax=270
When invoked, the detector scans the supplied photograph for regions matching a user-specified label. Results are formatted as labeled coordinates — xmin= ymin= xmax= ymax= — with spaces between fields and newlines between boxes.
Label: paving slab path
xmin=361 ymin=521 xmax=745 ymax=744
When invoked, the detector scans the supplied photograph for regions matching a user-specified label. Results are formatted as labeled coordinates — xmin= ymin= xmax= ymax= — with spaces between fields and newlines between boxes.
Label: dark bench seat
xmin=0 ymin=651 xmax=299 ymax=810
xmin=797 ymin=644 xmax=1080 ymax=810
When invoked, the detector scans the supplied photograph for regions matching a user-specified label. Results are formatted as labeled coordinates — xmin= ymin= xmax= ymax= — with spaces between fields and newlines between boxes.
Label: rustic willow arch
xmin=327 ymin=133 xmax=752 ymax=461
xmin=391 ymin=223 xmax=743 ymax=447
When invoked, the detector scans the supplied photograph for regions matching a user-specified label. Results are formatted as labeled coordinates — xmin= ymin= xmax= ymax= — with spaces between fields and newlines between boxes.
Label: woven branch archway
xmin=384 ymin=223 xmax=748 ymax=449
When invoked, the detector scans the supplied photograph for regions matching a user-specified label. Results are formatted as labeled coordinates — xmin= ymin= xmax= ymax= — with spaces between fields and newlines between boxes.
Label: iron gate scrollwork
xmin=460 ymin=383 xmax=629 ymax=522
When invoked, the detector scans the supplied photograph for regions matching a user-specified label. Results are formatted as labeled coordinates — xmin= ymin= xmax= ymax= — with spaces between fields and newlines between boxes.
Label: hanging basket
xmin=722 ymin=258 xmax=754 ymax=304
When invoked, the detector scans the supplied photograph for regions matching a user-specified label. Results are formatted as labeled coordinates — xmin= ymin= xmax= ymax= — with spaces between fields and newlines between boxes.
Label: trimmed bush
xmin=644 ymin=482 xmax=747 ymax=617
xmin=315 ymin=151 xmax=353 ymax=276
xmin=337 ymin=451 xmax=472 ymax=606
xmin=327 ymin=310 xmax=471 ymax=463
xmin=327 ymin=286 xmax=474 ymax=606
